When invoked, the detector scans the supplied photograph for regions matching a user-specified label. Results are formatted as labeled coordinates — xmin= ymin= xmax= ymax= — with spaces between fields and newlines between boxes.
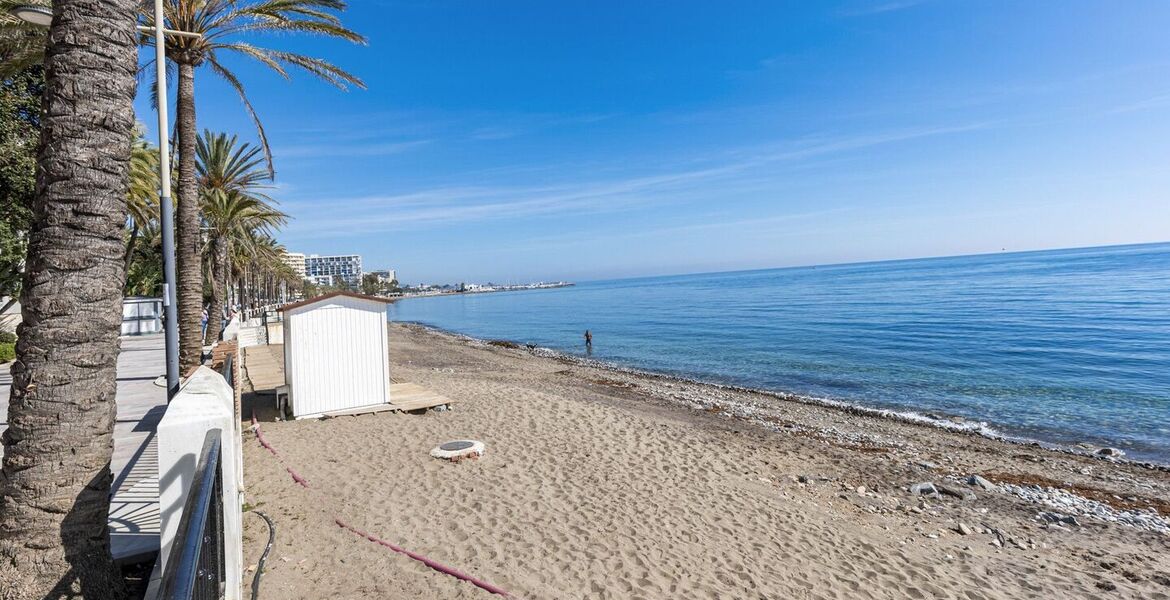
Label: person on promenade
xmin=201 ymin=307 xmax=209 ymax=343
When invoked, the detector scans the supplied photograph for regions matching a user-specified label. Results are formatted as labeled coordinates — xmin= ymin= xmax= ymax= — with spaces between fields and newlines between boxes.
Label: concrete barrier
xmin=156 ymin=366 xmax=243 ymax=599
xmin=237 ymin=324 xmax=266 ymax=348
xmin=264 ymin=320 xmax=283 ymax=346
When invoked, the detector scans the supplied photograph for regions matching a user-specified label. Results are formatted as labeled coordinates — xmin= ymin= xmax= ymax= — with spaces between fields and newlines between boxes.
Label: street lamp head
xmin=8 ymin=5 xmax=52 ymax=27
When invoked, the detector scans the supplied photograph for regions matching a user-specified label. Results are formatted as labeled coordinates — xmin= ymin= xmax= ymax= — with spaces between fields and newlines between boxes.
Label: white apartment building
xmin=305 ymin=254 xmax=362 ymax=288
xmin=369 ymin=269 xmax=397 ymax=283
xmin=282 ymin=252 xmax=306 ymax=279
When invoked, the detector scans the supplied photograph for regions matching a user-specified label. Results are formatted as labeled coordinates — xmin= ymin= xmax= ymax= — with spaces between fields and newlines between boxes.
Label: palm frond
xmin=206 ymin=57 xmax=275 ymax=178
xmin=128 ymin=126 xmax=161 ymax=227
xmin=156 ymin=0 xmax=365 ymax=176
xmin=245 ymin=48 xmax=364 ymax=90
xmin=197 ymin=128 xmax=289 ymax=283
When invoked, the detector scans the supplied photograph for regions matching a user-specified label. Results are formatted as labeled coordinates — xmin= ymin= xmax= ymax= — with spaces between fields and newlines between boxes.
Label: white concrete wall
xmin=264 ymin=320 xmax=283 ymax=346
xmin=284 ymin=295 xmax=390 ymax=418
xmin=157 ymin=366 xmax=243 ymax=599
xmin=236 ymin=324 xmax=266 ymax=348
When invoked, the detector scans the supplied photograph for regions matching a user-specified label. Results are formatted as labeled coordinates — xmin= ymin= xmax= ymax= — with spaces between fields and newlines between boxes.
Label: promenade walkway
xmin=0 ymin=334 xmax=167 ymax=563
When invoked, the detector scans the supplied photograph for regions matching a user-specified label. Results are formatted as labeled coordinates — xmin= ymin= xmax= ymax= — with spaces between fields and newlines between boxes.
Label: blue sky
xmin=135 ymin=1 xmax=1170 ymax=284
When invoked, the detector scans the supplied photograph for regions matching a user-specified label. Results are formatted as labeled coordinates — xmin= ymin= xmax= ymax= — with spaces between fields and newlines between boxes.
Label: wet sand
xmin=239 ymin=322 xmax=1170 ymax=599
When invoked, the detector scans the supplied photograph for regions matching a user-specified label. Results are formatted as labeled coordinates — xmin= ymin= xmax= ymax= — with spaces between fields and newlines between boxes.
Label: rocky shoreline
xmin=404 ymin=321 xmax=1170 ymax=535
xmin=409 ymin=321 xmax=1168 ymax=470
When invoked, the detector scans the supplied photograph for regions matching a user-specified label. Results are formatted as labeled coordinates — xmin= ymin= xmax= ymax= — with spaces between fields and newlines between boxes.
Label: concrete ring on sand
xmin=430 ymin=440 xmax=485 ymax=461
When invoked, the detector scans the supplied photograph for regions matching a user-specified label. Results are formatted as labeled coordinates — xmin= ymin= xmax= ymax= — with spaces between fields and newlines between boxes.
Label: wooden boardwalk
xmin=0 ymin=335 xmax=168 ymax=563
xmin=243 ymin=343 xmax=286 ymax=393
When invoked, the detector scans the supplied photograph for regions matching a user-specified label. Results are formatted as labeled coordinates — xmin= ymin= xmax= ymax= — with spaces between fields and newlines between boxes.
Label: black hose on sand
xmin=249 ymin=510 xmax=276 ymax=600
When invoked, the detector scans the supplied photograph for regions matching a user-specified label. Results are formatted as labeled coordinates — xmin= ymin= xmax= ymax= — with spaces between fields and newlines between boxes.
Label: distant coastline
xmin=397 ymin=281 xmax=573 ymax=299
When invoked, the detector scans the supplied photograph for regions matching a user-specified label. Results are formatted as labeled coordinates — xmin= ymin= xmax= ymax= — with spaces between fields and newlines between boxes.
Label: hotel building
xmin=305 ymin=254 xmax=363 ymax=288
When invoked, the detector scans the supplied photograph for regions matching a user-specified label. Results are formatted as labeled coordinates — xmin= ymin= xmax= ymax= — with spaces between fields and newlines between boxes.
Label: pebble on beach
xmin=968 ymin=474 xmax=998 ymax=492
xmin=909 ymin=482 xmax=940 ymax=498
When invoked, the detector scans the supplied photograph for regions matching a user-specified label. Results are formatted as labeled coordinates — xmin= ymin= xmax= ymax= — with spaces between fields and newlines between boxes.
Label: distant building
xmin=369 ymin=269 xmax=396 ymax=283
xmin=282 ymin=252 xmax=306 ymax=279
xmin=305 ymin=254 xmax=362 ymax=288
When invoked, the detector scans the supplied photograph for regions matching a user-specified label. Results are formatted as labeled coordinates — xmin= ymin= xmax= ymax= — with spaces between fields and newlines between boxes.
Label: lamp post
xmin=7 ymin=5 xmax=51 ymax=25
xmin=10 ymin=3 xmax=201 ymax=400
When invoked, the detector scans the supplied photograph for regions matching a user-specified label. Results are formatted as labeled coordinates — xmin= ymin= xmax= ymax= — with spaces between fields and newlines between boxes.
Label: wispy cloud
xmin=469 ymin=127 xmax=519 ymax=141
xmin=839 ymin=0 xmax=928 ymax=17
xmin=279 ymin=121 xmax=992 ymax=240
xmin=273 ymin=109 xmax=621 ymax=160
xmin=726 ymin=54 xmax=802 ymax=78
xmin=1106 ymin=91 xmax=1170 ymax=114
xmin=276 ymin=139 xmax=432 ymax=159
xmin=282 ymin=165 xmax=742 ymax=238
xmin=496 ymin=206 xmax=859 ymax=252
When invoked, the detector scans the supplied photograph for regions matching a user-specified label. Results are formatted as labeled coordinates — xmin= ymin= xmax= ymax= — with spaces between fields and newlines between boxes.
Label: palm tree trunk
xmin=123 ymin=221 xmax=139 ymax=277
xmin=225 ymin=263 xmax=234 ymax=315
xmin=207 ymin=237 xmax=227 ymax=342
xmin=175 ymin=62 xmax=202 ymax=369
xmin=236 ymin=276 xmax=245 ymax=322
xmin=0 ymin=0 xmax=136 ymax=595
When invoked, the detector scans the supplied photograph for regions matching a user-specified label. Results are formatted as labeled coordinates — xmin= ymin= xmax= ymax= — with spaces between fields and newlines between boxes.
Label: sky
xmin=134 ymin=0 xmax=1170 ymax=284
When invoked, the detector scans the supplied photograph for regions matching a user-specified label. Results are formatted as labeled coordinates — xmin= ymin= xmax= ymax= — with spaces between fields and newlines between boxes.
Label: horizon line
xmin=568 ymin=239 xmax=1170 ymax=286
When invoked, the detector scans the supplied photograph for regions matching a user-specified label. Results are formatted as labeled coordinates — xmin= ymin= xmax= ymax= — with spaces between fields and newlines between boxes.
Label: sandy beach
xmin=239 ymin=322 xmax=1170 ymax=599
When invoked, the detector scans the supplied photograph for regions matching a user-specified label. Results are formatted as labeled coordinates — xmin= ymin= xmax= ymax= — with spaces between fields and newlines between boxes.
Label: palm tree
xmin=231 ymin=231 xmax=294 ymax=316
xmin=0 ymin=65 xmax=41 ymax=316
xmin=125 ymin=220 xmax=165 ymax=296
xmin=0 ymin=0 xmax=138 ymax=595
xmin=197 ymin=130 xmax=285 ymax=340
xmin=146 ymin=0 xmax=365 ymax=370
xmin=125 ymin=128 xmax=160 ymax=274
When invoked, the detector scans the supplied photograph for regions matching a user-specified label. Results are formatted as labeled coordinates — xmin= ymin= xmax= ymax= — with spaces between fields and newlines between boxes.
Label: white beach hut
xmin=280 ymin=291 xmax=394 ymax=419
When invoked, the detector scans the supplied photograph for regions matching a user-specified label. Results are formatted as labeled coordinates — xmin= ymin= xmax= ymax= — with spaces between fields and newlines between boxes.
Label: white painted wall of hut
xmin=282 ymin=294 xmax=391 ymax=419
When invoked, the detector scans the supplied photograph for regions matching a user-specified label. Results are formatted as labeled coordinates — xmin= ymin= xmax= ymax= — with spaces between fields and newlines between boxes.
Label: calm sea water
xmin=390 ymin=243 xmax=1170 ymax=463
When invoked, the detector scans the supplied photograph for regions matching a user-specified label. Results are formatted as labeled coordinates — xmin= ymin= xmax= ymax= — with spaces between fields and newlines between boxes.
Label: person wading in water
xmin=584 ymin=330 xmax=593 ymax=355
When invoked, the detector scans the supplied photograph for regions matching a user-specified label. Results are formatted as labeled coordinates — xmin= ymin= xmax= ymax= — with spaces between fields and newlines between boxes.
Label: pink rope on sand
xmin=334 ymin=518 xmax=512 ymax=598
xmin=249 ymin=411 xmax=511 ymax=597
xmin=251 ymin=412 xmax=280 ymax=458
xmin=286 ymin=467 xmax=310 ymax=488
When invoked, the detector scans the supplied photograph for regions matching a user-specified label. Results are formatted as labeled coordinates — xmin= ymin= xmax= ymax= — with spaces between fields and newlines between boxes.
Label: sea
xmin=389 ymin=243 xmax=1170 ymax=463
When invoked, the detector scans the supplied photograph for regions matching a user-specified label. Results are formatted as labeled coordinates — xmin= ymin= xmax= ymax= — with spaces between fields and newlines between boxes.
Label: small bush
xmin=0 ymin=331 xmax=15 ymax=344
xmin=0 ymin=342 xmax=14 ymax=363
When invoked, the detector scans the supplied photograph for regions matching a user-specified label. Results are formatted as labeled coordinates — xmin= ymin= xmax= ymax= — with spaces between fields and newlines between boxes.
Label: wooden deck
xmin=387 ymin=382 xmax=452 ymax=411
xmin=243 ymin=343 xmax=451 ymax=415
xmin=243 ymin=343 xmax=286 ymax=393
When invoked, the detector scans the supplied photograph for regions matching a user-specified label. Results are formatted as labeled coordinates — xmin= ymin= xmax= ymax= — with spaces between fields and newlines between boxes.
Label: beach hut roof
xmin=278 ymin=291 xmax=394 ymax=313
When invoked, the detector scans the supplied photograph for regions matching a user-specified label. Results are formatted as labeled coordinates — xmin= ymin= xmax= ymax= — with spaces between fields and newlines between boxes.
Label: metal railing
xmin=159 ymin=429 xmax=225 ymax=600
